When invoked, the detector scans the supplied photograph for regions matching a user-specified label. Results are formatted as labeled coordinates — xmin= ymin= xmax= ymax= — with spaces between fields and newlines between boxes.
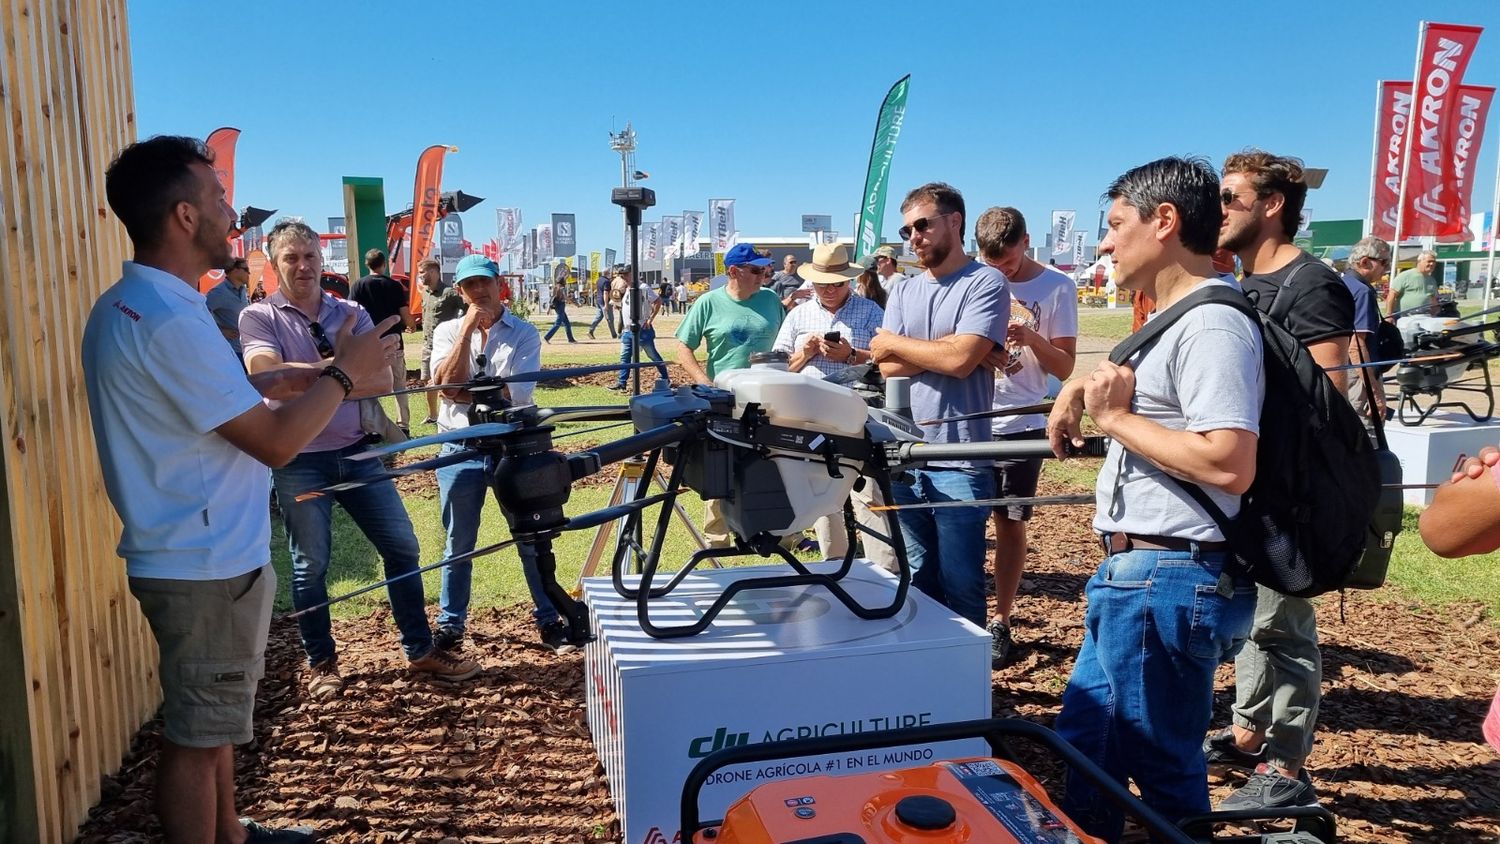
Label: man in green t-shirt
xmin=673 ymin=243 xmax=784 ymax=383
xmin=672 ymin=242 xmax=784 ymax=546
xmin=1384 ymin=250 xmax=1439 ymax=319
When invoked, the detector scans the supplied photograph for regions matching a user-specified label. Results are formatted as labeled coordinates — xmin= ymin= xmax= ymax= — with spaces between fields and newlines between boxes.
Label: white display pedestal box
xmin=581 ymin=560 xmax=992 ymax=844
xmin=1384 ymin=411 xmax=1500 ymax=505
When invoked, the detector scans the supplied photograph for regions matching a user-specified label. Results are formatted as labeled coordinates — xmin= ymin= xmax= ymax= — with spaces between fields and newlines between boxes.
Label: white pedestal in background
xmin=1384 ymin=411 xmax=1500 ymax=505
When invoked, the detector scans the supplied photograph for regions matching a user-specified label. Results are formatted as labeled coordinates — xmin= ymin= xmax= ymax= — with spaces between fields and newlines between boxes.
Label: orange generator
xmin=682 ymin=719 xmax=1336 ymax=844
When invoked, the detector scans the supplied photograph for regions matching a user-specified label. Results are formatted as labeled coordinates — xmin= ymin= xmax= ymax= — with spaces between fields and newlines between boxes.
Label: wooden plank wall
xmin=0 ymin=3 xmax=156 ymax=841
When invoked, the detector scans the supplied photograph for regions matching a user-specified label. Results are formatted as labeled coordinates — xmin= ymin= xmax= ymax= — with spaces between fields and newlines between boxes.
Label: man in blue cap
xmin=672 ymin=243 xmax=784 ymax=545
xmin=673 ymin=243 xmax=783 ymax=384
xmin=429 ymin=255 xmax=578 ymax=652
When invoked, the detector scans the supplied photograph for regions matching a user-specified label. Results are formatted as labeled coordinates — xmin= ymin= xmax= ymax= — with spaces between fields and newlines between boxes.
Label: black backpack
xmin=1108 ymin=282 xmax=1381 ymax=598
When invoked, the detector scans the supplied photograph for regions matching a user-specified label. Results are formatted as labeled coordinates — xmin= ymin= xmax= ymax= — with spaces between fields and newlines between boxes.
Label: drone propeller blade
xmin=871 ymin=493 xmax=1094 ymax=512
xmin=536 ymin=405 xmax=633 ymax=424
xmin=293 ymin=448 xmax=479 ymax=501
xmin=502 ymin=360 xmax=669 ymax=384
xmin=348 ymin=422 xmax=519 ymax=461
xmin=919 ymin=401 xmax=1055 ymax=426
xmin=560 ymin=492 xmax=675 ymax=531
xmin=283 ymin=536 xmax=523 ymax=620
xmin=368 ymin=381 xmax=501 ymax=399
xmin=1325 ymin=351 xmax=1465 ymax=372
xmin=368 ymin=362 xmax=666 ymax=398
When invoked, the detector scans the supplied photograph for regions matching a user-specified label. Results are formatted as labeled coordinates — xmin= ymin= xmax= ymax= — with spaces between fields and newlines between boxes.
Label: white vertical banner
xmin=645 ymin=222 xmax=660 ymax=261
xmin=537 ymin=223 xmax=553 ymax=260
xmin=1049 ymin=210 xmax=1075 ymax=263
xmin=681 ymin=211 xmax=704 ymax=258
xmin=709 ymin=199 xmax=736 ymax=252
xmin=1072 ymin=231 xmax=1086 ymax=268
xmin=662 ymin=216 xmax=683 ymax=259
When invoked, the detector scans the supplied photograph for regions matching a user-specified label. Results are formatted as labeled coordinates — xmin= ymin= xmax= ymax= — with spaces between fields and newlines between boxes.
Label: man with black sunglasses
xmin=240 ymin=220 xmax=481 ymax=703
xmin=1204 ymin=149 xmax=1354 ymax=814
xmin=869 ymin=182 xmax=1010 ymax=629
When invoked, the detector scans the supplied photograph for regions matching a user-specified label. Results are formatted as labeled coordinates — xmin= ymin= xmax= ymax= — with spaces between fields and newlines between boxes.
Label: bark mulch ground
xmin=79 ymin=475 xmax=1500 ymax=842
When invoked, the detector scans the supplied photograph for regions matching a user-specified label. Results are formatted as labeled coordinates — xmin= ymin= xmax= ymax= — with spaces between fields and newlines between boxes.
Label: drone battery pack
xmin=699 ymin=756 xmax=1100 ymax=844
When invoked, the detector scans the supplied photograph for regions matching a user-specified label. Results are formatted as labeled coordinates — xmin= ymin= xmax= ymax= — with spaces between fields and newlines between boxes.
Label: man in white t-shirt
xmin=611 ymin=264 xmax=671 ymax=392
xmin=974 ymin=207 xmax=1078 ymax=667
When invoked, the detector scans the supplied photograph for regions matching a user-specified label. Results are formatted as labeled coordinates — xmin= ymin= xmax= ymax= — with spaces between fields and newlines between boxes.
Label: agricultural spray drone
xmin=1390 ymin=309 xmax=1500 ymax=426
xmin=290 ymin=362 xmax=1104 ymax=642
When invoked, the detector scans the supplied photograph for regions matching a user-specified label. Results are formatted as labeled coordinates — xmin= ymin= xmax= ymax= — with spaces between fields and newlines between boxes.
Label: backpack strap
xmin=1263 ymin=258 xmax=1317 ymax=326
xmin=1108 ymin=283 xmax=1257 ymax=365
xmin=1106 ymin=281 xmax=1260 ymax=542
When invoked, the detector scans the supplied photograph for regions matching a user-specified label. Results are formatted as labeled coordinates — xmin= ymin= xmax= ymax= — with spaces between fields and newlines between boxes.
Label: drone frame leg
xmin=1398 ymin=364 xmax=1495 ymax=426
xmin=575 ymin=451 xmax=712 ymax=591
xmin=628 ymin=468 xmax=916 ymax=639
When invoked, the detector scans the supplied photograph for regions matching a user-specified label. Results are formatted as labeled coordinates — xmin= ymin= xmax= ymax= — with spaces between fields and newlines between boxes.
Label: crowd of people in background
xmin=84 ymin=127 xmax=1492 ymax=843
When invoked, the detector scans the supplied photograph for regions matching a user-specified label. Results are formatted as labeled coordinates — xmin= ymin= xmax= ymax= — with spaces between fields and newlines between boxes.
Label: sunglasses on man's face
xmin=898 ymin=212 xmax=950 ymax=241
xmin=308 ymin=321 xmax=334 ymax=358
xmin=1220 ymin=188 xmax=1262 ymax=207
xmin=736 ymin=265 xmax=769 ymax=276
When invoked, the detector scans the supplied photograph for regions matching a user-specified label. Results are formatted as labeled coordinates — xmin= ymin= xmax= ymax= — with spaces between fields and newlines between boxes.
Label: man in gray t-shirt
xmin=1045 ymin=158 xmax=1262 ymax=840
xmin=870 ymin=183 xmax=1009 ymax=627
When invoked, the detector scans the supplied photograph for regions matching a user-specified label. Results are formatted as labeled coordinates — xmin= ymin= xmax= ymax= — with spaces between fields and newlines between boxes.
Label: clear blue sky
xmin=130 ymin=0 xmax=1500 ymax=257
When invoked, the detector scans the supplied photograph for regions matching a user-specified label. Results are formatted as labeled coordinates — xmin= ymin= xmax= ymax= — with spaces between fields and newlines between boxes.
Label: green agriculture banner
xmin=855 ymin=75 xmax=911 ymax=261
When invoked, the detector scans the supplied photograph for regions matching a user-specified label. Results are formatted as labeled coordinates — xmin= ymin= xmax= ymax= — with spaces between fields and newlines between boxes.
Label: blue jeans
xmin=433 ymin=444 xmax=558 ymax=631
xmin=589 ymin=304 xmax=616 ymax=337
xmin=615 ymin=326 xmax=670 ymax=388
xmin=545 ymin=308 xmax=575 ymax=341
xmin=890 ymin=467 xmax=994 ymax=626
xmin=1054 ymin=546 xmax=1257 ymax=841
xmin=272 ymin=443 xmax=433 ymax=666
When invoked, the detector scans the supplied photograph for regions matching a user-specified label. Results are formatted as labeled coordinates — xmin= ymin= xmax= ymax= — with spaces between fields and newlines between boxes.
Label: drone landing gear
xmin=1397 ymin=362 xmax=1495 ymax=426
xmin=574 ymin=454 xmax=712 ymax=593
xmin=608 ymin=464 xmax=914 ymax=639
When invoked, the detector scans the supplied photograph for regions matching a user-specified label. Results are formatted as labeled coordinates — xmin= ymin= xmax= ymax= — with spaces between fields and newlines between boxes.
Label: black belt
xmin=1100 ymin=532 xmax=1230 ymax=554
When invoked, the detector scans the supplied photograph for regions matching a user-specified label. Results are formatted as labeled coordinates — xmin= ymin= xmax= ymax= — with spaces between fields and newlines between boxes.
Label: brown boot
xmin=408 ymin=647 xmax=481 ymax=681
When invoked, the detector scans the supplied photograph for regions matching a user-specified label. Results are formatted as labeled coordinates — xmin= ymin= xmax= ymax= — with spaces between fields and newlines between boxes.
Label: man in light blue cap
xmin=429 ymin=255 xmax=579 ymax=652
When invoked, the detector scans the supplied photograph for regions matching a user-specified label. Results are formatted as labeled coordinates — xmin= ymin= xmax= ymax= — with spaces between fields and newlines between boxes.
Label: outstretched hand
xmin=332 ymin=315 xmax=400 ymax=391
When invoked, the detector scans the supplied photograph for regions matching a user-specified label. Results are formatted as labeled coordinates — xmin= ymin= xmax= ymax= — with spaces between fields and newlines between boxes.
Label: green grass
xmin=269 ymin=481 xmax=722 ymax=619
xmin=1039 ymin=460 xmax=1500 ymax=623
xmin=1076 ymin=310 xmax=1132 ymax=343
xmin=293 ymin=316 xmax=1500 ymax=627
xmin=1378 ymin=507 xmax=1500 ymax=620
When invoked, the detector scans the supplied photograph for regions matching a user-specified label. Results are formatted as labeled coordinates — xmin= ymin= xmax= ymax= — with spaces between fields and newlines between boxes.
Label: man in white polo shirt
xmin=429 ymin=255 xmax=583 ymax=654
xmin=83 ymin=135 xmax=395 ymax=843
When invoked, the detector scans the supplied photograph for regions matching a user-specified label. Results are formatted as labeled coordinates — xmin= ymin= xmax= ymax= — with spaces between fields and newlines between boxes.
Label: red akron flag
xmin=409 ymin=145 xmax=450 ymax=312
xmin=1371 ymin=82 xmax=1414 ymax=242
xmin=1400 ymin=22 xmax=1484 ymax=240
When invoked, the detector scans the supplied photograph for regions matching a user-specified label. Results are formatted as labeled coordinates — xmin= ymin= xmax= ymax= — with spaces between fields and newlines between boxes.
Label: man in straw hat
xmin=773 ymin=242 xmax=896 ymax=570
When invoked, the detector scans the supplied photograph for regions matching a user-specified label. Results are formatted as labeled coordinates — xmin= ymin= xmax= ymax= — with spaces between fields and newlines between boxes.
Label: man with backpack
xmin=1047 ymin=157 xmax=1263 ymax=839
xmin=1205 ymin=150 xmax=1356 ymax=812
